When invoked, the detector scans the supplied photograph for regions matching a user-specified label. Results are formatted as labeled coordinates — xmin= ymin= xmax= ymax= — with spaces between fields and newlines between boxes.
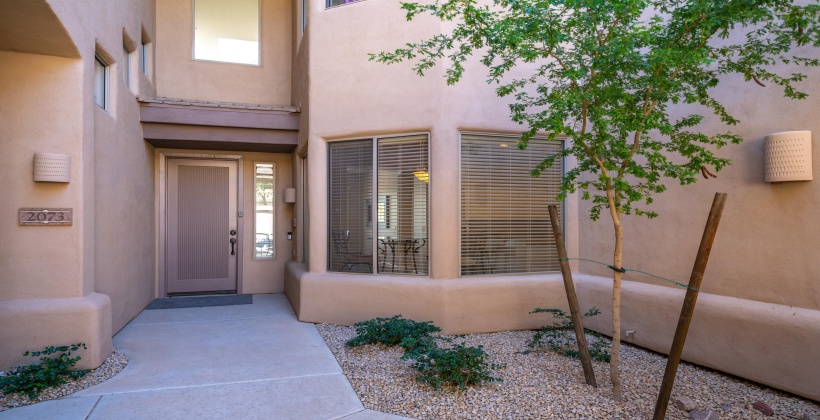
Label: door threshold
xmin=166 ymin=290 xmax=237 ymax=298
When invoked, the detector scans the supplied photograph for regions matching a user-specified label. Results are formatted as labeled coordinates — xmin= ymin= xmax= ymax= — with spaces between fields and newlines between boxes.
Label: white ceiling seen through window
xmin=194 ymin=0 xmax=260 ymax=65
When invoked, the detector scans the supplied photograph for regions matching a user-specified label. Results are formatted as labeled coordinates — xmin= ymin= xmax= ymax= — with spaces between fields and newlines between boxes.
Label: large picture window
xmin=329 ymin=135 xmax=429 ymax=275
xmin=460 ymin=133 xmax=563 ymax=276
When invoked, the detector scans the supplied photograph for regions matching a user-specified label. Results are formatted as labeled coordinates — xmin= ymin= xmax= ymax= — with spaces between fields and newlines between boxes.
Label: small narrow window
xmin=140 ymin=38 xmax=148 ymax=74
xmin=194 ymin=0 xmax=260 ymax=65
xmin=301 ymin=0 xmax=307 ymax=32
xmin=123 ymin=45 xmax=131 ymax=89
xmin=94 ymin=54 xmax=109 ymax=110
xmin=254 ymin=163 xmax=275 ymax=259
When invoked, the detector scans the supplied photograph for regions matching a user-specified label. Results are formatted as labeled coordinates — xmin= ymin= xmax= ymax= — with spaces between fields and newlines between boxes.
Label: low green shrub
xmin=345 ymin=315 xmax=441 ymax=348
xmin=346 ymin=315 xmax=502 ymax=390
xmin=405 ymin=343 xmax=502 ymax=390
xmin=0 ymin=343 xmax=89 ymax=399
xmin=528 ymin=307 xmax=611 ymax=363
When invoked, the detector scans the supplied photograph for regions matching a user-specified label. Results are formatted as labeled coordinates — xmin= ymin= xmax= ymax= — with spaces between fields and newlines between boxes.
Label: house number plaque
xmin=18 ymin=208 xmax=73 ymax=226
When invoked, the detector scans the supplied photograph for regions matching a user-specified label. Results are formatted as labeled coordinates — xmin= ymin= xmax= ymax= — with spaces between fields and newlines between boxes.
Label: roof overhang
xmin=139 ymin=97 xmax=299 ymax=153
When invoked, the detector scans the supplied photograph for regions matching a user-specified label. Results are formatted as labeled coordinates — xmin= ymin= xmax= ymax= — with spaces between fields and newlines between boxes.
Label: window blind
xmin=461 ymin=134 xmax=563 ymax=276
xmin=328 ymin=140 xmax=373 ymax=273
xmin=377 ymin=135 xmax=429 ymax=275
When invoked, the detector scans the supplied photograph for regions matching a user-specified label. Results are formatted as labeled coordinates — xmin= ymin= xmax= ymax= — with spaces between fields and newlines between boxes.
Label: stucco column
xmin=307 ymin=134 xmax=328 ymax=273
xmin=428 ymin=127 xmax=460 ymax=279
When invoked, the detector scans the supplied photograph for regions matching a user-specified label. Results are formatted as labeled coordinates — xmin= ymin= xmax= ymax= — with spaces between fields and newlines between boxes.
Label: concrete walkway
xmin=0 ymin=294 xmax=408 ymax=420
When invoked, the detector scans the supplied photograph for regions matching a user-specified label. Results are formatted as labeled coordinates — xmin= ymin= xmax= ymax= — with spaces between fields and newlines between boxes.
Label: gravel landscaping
xmin=317 ymin=324 xmax=820 ymax=419
xmin=0 ymin=350 xmax=128 ymax=412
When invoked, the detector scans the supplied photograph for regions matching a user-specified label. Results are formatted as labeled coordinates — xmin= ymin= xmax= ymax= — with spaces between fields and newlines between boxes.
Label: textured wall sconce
xmin=33 ymin=153 xmax=71 ymax=183
xmin=284 ymin=187 xmax=296 ymax=203
xmin=764 ymin=131 xmax=812 ymax=182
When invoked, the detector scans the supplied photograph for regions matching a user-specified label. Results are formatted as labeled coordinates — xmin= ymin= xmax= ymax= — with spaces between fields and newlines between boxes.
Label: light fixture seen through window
xmin=413 ymin=169 xmax=429 ymax=182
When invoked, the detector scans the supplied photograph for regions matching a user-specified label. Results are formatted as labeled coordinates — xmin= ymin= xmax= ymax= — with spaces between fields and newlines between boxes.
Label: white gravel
xmin=0 ymin=350 xmax=128 ymax=412
xmin=317 ymin=324 xmax=820 ymax=419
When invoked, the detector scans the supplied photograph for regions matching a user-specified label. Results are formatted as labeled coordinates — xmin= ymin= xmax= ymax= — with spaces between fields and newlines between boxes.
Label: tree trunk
xmin=611 ymin=220 xmax=624 ymax=402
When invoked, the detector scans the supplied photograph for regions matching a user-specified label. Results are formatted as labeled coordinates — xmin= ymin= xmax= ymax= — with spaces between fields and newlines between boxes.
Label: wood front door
xmin=167 ymin=159 xmax=238 ymax=294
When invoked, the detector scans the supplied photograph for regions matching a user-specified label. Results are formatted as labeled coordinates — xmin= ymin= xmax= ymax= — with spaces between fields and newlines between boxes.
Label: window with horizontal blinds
xmin=461 ymin=134 xmax=563 ymax=276
xmin=377 ymin=135 xmax=429 ymax=275
xmin=328 ymin=140 xmax=373 ymax=273
xmin=328 ymin=135 xmax=429 ymax=275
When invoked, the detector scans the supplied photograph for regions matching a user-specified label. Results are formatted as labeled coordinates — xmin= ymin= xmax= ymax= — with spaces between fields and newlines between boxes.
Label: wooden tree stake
xmin=653 ymin=192 xmax=728 ymax=420
xmin=548 ymin=204 xmax=597 ymax=388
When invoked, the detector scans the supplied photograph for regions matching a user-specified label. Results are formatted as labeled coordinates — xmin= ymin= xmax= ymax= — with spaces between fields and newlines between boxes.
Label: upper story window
xmin=460 ymin=133 xmax=563 ymax=276
xmin=140 ymin=31 xmax=152 ymax=78
xmin=94 ymin=54 xmax=109 ymax=110
xmin=328 ymin=135 xmax=429 ymax=275
xmin=327 ymin=0 xmax=362 ymax=7
xmin=194 ymin=0 xmax=260 ymax=65
xmin=123 ymin=44 xmax=131 ymax=89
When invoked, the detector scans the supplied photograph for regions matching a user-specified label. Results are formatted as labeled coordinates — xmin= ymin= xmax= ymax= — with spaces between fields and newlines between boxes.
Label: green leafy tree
xmin=372 ymin=0 xmax=820 ymax=400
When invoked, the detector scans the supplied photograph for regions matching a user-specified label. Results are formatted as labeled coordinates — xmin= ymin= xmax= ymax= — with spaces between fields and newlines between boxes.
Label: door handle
xmin=230 ymin=237 xmax=237 ymax=255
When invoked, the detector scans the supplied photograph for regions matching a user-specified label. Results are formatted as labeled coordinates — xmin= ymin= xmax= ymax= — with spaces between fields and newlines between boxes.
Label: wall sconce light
xmin=764 ymin=131 xmax=812 ymax=182
xmin=33 ymin=153 xmax=71 ymax=183
xmin=284 ymin=187 xmax=296 ymax=203
xmin=413 ymin=169 xmax=429 ymax=183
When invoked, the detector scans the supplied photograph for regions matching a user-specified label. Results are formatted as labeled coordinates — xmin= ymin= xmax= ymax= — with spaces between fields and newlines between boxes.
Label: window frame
xmin=93 ymin=54 xmax=109 ymax=110
xmin=327 ymin=133 xmax=430 ymax=276
xmin=458 ymin=132 xmax=566 ymax=277
xmin=192 ymin=0 xmax=262 ymax=66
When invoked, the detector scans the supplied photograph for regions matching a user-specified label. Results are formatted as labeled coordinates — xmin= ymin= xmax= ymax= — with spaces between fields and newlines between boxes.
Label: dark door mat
xmin=145 ymin=294 xmax=253 ymax=310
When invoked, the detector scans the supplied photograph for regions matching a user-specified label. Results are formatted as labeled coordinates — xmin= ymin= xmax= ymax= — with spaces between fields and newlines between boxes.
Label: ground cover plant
xmin=0 ymin=343 xmax=88 ymax=399
xmin=527 ymin=307 xmax=611 ymax=363
xmin=345 ymin=315 xmax=501 ymax=390
xmin=372 ymin=0 xmax=820 ymax=400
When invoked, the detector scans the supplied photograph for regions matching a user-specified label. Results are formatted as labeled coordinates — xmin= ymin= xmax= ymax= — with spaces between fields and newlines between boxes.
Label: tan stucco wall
xmin=0 ymin=51 xmax=86 ymax=301
xmin=91 ymin=1 xmax=158 ymax=335
xmin=576 ymin=274 xmax=820 ymax=401
xmin=290 ymin=0 xmax=819 ymax=401
xmin=241 ymin=152 xmax=294 ymax=293
xmin=0 ymin=294 xmax=113 ymax=370
xmin=286 ymin=265 xmax=569 ymax=333
xmin=578 ymin=66 xmax=820 ymax=311
xmin=156 ymin=0 xmax=292 ymax=105
xmin=303 ymin=0 xmax=580 ymax=278
xmin=0 ymin=0 xmax=157 ymax=370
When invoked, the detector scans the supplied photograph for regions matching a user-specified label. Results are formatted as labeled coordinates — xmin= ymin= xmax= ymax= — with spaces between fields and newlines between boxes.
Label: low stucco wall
xmin=285 ymin=263 xmax=820 ymax=401
xmin=0 ymin=293 xmax=113 ymax=371
xmin=284 ymin=261 xmax=567 ymax=334
xmin=575 ymin=274 xmax=820 ymax=402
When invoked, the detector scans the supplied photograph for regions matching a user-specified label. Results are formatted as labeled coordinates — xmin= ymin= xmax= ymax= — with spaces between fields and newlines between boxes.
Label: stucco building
xmin=1 ymin=0 xmax=818 ymax=401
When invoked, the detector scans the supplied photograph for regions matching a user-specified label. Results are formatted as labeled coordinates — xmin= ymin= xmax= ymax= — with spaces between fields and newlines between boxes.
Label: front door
xmin=166 ymin=159 xmax=238 ymax=294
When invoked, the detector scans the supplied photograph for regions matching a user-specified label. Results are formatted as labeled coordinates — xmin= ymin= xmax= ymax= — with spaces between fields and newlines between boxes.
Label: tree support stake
xmin=548 ymin=204 xmax=597 ymax=388
xmin=653 ymin=192 xmax=727 ymax=420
